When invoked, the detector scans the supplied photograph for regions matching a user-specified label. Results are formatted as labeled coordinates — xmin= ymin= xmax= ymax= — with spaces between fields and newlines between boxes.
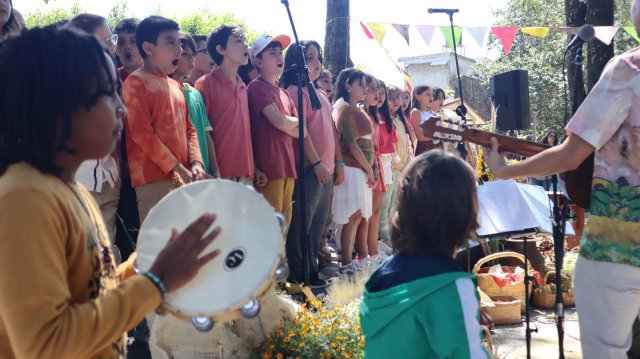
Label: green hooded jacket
xmin=360 ymin=257 xmax=488 ymax=359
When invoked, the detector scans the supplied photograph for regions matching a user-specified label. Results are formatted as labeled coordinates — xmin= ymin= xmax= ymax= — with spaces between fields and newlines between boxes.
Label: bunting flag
xmin=360 ymin=21 xmax=374 ymax=40
xmin=396 ymin=64 xmax=413 ymax=92
xmin=593 ymin=26 xmax=620 ymax=45
xmin=368 ymin=22 xmax=387 ymax=44
xmin=466 ymin=27 xmax=490 ymax=48
xmin=415 ymin=25 xmax=436 ymax=46
xmin=521 ymin=27 xmax=550 ymax=38
xmin=624 ymin=26 xmax=640 ymax=42
xmin=440 ymin=26 xmax=462 ymax=50
xmin=553 ymin=27 xmax=579 ymax=35
xmin=491 ymin=27 xmax=519 ymax=55
xmin=392 ymin=24 xmax=411 ymax=45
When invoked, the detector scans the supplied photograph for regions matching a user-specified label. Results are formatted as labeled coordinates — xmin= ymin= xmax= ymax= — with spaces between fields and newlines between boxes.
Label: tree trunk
xmin=324 ymin=0 xmax=352 ymax=77
xmin=585 ymin=0 xmax=614 ymax=90
xmin=565 ymin=0 xmax=587 ymax=120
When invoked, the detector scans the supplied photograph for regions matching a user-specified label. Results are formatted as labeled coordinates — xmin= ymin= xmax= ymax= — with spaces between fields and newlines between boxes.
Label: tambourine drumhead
xmin=135 ymin=179 xmax=283 ymax=317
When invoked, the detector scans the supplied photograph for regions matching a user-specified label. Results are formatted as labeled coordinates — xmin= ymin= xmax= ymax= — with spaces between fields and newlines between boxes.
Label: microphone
xmin=428 ymin=8 xmax=459 ymax=15
xmin=565 ymin=24 xmax=595 ymax=52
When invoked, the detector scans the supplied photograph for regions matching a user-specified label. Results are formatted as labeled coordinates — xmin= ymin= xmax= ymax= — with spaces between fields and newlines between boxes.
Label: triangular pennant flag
xmin=360 ymin=22 xmax=374 ymax=40
xmin=521 ymin=27 xmax=550 ymax=38
xmin=466 ymin=27 xmax=489 ymax=48
xmin=415 ymin=25 xmax=436 ymax=46
xmin=624 ymin=26 xmax=640 ymax=42
xmin=491 ymin=27 xmax=519 ymax=55
xmin=593 ymin=26 xmax=620 ymax=45
xmin=440 ymin=26 xmax=462 ymax=49
xmin=392 ymin=24 xmax=410 ymax=45
xmin=405 ymin=79 xmax=413 ymax=94
xmin=553 ymin=27 xmax=579 ymax=35
xmin=368 ymin=22 xmax=387 ymax=44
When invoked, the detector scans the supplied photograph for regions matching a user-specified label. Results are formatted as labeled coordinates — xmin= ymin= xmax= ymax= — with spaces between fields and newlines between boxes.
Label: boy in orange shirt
xmin=123 ymin=15 xmax=205 ymax=223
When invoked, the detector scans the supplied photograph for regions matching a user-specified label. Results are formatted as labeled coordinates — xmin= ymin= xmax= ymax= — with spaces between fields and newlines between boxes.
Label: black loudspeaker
xmin=490 ymin=70 xmax=531 ymax=130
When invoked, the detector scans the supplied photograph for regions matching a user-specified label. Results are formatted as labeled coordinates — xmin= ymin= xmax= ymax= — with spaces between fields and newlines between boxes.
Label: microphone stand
xmin=281 ymin=0 xmax=322 ymax=286
xmin=550 ymin=173 xmax=569 ymax=359
xmin=444 ymin=12 xmax=467 ymax=123
xmin=431 ymin=10 xmax=469 ymax=159
xmin=545 ymin=41 xmax=586 ymax=359
xmin=523 ymin=235 xmax=537 ymax=359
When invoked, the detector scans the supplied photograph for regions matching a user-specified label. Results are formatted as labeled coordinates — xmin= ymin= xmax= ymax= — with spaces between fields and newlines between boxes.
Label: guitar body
xmin=421 ymin=117 xmax=592 ymax=210
xmin=559 ymin=154 xmax=594 ymax=210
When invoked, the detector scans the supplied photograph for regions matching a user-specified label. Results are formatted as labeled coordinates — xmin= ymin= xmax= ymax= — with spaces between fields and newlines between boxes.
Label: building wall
xmin=405 ymin=64 xmax=450 ymax=90
xmin=401 ymin=53 xmax=476 ymax=92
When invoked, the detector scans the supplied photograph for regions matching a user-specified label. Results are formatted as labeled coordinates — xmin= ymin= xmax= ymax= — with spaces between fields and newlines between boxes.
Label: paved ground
xmin=491 ymin=308 xmax=582 ymax=358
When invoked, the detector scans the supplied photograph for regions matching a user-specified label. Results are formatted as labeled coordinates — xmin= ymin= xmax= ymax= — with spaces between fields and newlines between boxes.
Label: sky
xmin=19 ymin=0 xmax=510 ymax=87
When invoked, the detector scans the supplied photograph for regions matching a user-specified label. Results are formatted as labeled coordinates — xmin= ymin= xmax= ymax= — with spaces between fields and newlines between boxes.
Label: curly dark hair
xmin=0 ymin=25 xmax=117 ymax=176
xmin=390 ymin=151 xmax=479 ymax=257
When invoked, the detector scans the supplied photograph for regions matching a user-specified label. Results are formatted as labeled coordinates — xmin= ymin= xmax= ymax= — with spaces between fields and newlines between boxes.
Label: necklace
xmin=62 ymin=180 xmax=114 ymax=270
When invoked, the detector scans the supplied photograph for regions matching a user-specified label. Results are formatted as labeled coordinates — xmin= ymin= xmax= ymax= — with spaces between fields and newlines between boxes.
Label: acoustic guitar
xmin=420 ymin=117 xmax=593 ymax=210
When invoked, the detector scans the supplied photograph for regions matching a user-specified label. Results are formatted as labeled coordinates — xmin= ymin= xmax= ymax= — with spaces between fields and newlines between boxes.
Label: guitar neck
xmin=465 ymin=128 xmax=549 ymax=158
xmin=420 ymin=117 xmax=550 ymax=158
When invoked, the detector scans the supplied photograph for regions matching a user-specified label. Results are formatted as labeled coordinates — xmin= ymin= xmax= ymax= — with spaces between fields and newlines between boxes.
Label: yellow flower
xmin=278 ymin=322 xmax=284 ymax=328
xmin=276 ymin=354 xmax=283 ymax=359
xmin=331 ymin=343 xmax=337 ymax=348
xmin=299 ymin=342 xmax=305 ymax=348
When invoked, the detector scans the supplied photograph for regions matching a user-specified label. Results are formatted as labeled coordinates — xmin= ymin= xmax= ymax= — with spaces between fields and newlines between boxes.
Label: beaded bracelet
xmin=335 ymin=161 xmax=345 ymax=167
xmin=141 ymin=271 xmax=167 ymax=298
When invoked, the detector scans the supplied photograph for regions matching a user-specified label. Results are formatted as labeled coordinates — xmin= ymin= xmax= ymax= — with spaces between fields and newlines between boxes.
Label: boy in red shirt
xmin=195 ymin=26 xmax=258 ymax=184
xmin=123 ymin=16 xmax=204 ymax=223
xmin=247 ymin=34 xmax=301 ymax=227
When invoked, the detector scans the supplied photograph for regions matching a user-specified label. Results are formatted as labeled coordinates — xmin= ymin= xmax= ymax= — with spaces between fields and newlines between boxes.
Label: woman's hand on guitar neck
xmin=483 ymin=137 xmax=509 ymax=179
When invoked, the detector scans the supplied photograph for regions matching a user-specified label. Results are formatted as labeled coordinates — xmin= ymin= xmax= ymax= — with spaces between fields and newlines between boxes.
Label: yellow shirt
xmin=0 ymin=163 xmax=161 ymax=359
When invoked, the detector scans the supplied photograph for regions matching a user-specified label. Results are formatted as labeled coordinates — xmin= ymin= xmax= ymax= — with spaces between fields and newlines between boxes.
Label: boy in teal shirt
xmin=171 ymin=33 xmax=220 ymax=177
xmin=360 ymin=151 xmax=488 ymax=358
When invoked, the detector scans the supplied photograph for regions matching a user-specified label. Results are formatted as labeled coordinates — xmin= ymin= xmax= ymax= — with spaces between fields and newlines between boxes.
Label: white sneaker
xmin=340 ymin=262 xmax=355 ymax=275
xmin=369 ymin=253 xmax=390 ymax=268
xmin=351 ymin=257 xmax=371 ymax=271
xmin=377 ymin=240 xmax=394 ymax=256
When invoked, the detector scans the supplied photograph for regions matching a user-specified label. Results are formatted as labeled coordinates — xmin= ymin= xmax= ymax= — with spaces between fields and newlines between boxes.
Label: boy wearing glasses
xmin=186 ymin=34 xmax=214 ymax=85
xmin=170 ymin=33 xmax=220 ymax=177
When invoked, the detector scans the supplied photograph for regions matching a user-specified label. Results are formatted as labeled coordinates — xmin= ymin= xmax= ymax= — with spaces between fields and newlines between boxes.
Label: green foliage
xmin=25 ymin=1 xmax=261 ymax=44
xmin=25 ymin=7 xmax=71 ymax=27
xmin=176 ymin=7 xmax=260 ymax=42
xmin=106 ymin=1 xmax=129 ymax=29
xmin=468 ymin=0 xmax=639 ymax=140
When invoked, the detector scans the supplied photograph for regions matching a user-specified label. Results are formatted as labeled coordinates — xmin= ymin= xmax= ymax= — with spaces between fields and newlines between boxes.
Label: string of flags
xmin=359 ymin=22 xmax=640 ymax=56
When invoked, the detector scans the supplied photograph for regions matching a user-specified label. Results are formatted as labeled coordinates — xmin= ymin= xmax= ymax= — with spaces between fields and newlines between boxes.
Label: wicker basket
xmin=482 ymin=295 xmax=522 ymax=325
xmin=472 ymin=251 xmax=532 ymax=313
xmin=531 ymin=290 xmax=575 ymax=309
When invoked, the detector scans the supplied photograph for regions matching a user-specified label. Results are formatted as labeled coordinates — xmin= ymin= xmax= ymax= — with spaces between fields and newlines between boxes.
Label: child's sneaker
xmin=377 ymin=240 xmax=393 ymax=256
xmin=369 ymin=253 xmax=390 ymax=268
xmin=339 ymin=263 xmax=356 ymax=275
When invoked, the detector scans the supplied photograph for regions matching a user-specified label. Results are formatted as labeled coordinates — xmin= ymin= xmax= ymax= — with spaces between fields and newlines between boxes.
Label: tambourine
xmin=135 ymin=179 xmax=287 ymax=331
